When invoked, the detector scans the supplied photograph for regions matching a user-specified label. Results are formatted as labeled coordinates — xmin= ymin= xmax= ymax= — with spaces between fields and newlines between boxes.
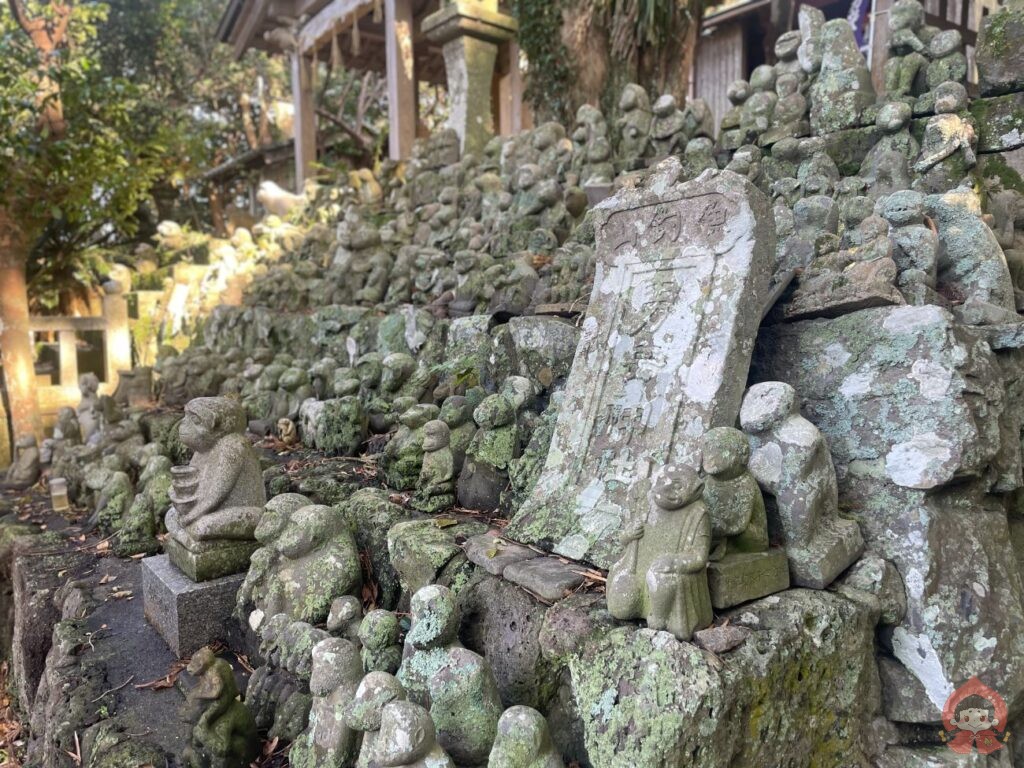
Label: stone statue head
xmin=881 ymin=189 xmax=926 ymax=226
xmin=727 ymin=80 xmax=751 ymax=106
xmin=740 ymin=382 xmax=799 ymax=433
xmin=359 ymin=610 xmax=401 ymax=651
xmin=440 ymin=396 xmax=471 ymax=427
xmin=492 ymin=706 xmax=557 ymax=764
xmin=776 ymin=72 xmax=801 ymax=97
xmin=889 ymin=0 xmax=924 ymax=32
xmin=343 ymin=672 xmax=406 ymax=732
xmin=179 ymin=397 xmax=246 ymax=452
xmin=381 ymin=353 xmax=416 ymax=393
xmin=14 ymin=434 xmax=37 ymax=450
xmin=373 ymin=701 xmax=436 ymax=766
xmin=79 ymin=372 xmax=100 ymax=398
xmin=473 ymin=394 xmax=515 ymax=429
xmin=652 ymin=465 xmax=704 ymax=510
xmin=934 ymin=80 xmax=968 ymax=114
xmin=775 ymin=30 xmax=802 ymax=60
xmin=515 ymin=164 xmax=541 ymax=192
xmin=749 ymin=64 xmax=777 ymax=92
xmin=501 ymin=376 xmax=535 ymax=412
xmin=355 ymin=353 xmax=384 ymax=388
xmin=140 ymin=454 xmax=172 ymax=487
xmin=309 ymin=637 xmax=362 ymax=697
xmin=399 ymin=404 xmax=440 ymax=430
xmin=422 ymin=420 xmax=451 ymax=452
xmin=929 ymin=29 xmax=962 ymax=58
xmin=257 ymin=493 xmax=311 ymax=545
xmin=652 ymin=94 xmax=678 ymax=117
xmin=186 ymin=646 xmax=216 ymax=676
xmin=327 ymin=595 xmax=362 ymax=632
xmin=619 ymin=82 xmax=650 ymax=112
xmin=876 ymin=101 xmax=911 ymax=133
xmin=277 ymin=504 xmax=340 ymax=559
xmin=406 ymin=584 xmax=459 ymax=650
xmin=700 ymin=427 xmax=751 ymax=480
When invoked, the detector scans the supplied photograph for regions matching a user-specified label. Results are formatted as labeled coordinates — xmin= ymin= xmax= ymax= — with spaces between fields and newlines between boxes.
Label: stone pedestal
xmin=164 ymin=534 xmax=258 ymax=583
xmin=707 ymin=549 xmax=790 ymax=610
xmin=422 ymin=0 xmax=518 ymax=156
xmin=142 ymin=555 xmax=245 ymax=657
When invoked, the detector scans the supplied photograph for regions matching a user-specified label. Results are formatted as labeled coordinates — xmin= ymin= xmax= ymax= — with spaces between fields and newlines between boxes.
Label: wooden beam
xmin=385 ymin=0 xmax=417 ymax=159
xmin=299 ymin=0 xmax=377 ymax=55
xmin=232 ymin=0 xmax=272 ymax=59
xmin=291 ymin=52 xmax=317 ymax=187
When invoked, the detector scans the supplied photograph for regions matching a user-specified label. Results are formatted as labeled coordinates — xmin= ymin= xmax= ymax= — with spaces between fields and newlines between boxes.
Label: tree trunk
xmin=0 ymin=206 xmax=41 ymax=443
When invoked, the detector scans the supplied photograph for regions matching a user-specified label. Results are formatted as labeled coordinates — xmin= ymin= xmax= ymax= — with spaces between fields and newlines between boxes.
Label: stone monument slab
xmin=707 ymin=549 xmax=791 ymax=610
xmin=142 ymin=554 xmax=245 ymax=657
xmin=507 ymin=162 xmax=775 ymax=567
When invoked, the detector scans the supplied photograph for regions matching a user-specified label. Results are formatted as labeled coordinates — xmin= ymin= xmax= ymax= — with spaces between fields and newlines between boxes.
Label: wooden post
xmin=58 ymin=330 xmax=78 ymax=387
xmin=870 ymin=0 xmax=894 ymax=94
xmin=385 ymin=0 xmax=417 ymax=160
xmin=0 ymin=207 xmax=40 ymax=443
xmin=291 ymin=52 xmax=317 ymax=189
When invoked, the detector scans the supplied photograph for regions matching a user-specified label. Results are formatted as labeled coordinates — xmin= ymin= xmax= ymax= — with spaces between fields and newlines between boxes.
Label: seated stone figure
xmin=257 ymin=503 xmax=362 ymax=625
xmin=607 ymin=466 xmax=713 ymax=641
xmin=398 ymin=585 xmax=502 ymax=766
xmin=289 ymin=638 xmax=364 ymax=768
xmin=372 ymin=701 xmax=455 ymax=768
xmin=165 ymin=397 xmax=267 ymax=581
xmin=181 ymin=647 xmax=258 ymax=768
xmin=489 ymin=706 xmax=564 ymax=768
xmin=2 ymin=435 xmax=40 ymax=491
xmin=236 ymin=493 xmax=310 ymax=626
xmin=342 ymin=672 xmax=407 ymax=768
xmin=700 ymin=427 xmax=790 ymax=609
xmin=913 ymin=81 xmax=977 ymax=194
xmin=740 ymin=382 xmax=865 ymax=589
xmin=412 ymin=421 xmax=456 ymax=514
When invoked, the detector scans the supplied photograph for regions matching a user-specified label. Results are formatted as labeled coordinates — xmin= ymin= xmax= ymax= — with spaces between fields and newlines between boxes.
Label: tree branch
xmin=6 ymin=0 xmax=35 ymax=35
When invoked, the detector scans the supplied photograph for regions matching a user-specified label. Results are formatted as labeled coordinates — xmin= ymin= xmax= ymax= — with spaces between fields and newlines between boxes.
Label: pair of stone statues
xmin=608 ymin=382 xmax=863 ymax=640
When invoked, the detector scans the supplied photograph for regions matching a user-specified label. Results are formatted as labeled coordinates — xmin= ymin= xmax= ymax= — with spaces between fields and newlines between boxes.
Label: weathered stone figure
xmin=740 ymin=382 xmax=864 ymax=588
xmin=398 ymin=585 xmax=502 ymax=765
xmin=859 ymin=102 xmax=919 ymax=198
xmin=650 ymin=94 xmax=687 ymax=158
xmin=289 ymin=638 xmax=363 ymax=768
xmin=880 ymin=189 xmax=939 ymax=305
xmin=181 ymin=647 xmax=258 ymax=768
xmin=701 ymin=427 xmax=768 ymax=556
xmin=372 ymin=700 xmax=456 ymax=768
xmin=78 ymin=372 xmax=101 ymax=441
xmin=359 ymin=609 xmax=403 ymax=674
xmin=343 ymin=672 xmax=407 ymax=768
xmin=616 ymin=83 xmax=651 ymax=171
xmin=164 ymin=397 xmax=267 ymax=581
xmin=488 ymin=706 xmax=564 ymax=768
xmin=607 ymin=465 xmax=713 ymax=641
xmin=2 ymin=435 xmax=40 ymax=490
xmin=412 ymin=420 xmax=456 ymax=513
xmin=913 ymin=81 xmax=976 ymax=194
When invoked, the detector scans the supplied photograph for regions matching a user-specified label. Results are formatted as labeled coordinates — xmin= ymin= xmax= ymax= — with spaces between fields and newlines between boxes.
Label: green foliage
xmin=514 ymin=0 xmax=574 ymax=124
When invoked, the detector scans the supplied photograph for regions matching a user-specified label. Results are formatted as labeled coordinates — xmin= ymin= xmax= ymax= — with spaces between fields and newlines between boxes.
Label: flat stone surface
xmin=508 ymin=163 xmax=775 ymax=567
xmin=464 ymin=534 xmax=539 ymax=576
xmin=142 ymin=554 xmax=245 ymax=657
xmin=503 ymin=556 xmax=587 ymax=603
xmin=165 ymin=536 xmax=258 ymax=583
xmin=707 ymin=549 xmax=790 ymax=610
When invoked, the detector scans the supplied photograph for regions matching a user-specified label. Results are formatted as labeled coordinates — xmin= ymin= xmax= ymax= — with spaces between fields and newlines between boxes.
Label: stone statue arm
xmin=178 ymin=441 xmax=246 ymax=526
xmin=891 ymin=28 xmax=925 ymax=53
xmin=914 ymin=123 xmax=961 ymax=172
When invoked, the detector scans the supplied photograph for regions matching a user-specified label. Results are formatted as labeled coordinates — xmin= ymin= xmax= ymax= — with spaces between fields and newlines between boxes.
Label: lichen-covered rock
xmin=564 ymin=590 xmax=880 ymax=767
xmin=387 ymin=518 xmax=487 ymax=600
xmin=755 ymin=305 xmax=1024 ymax=721
xmin=342 ymin=488 xmax=414 ymax=610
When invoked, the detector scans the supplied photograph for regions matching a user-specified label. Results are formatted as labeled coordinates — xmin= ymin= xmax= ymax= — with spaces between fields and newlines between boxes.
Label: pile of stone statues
xmin=18 ymin=0 xmax=1024 ymax=764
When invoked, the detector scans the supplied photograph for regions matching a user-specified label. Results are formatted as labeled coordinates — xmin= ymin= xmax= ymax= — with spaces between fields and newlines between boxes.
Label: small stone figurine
xmin=913 ymin=81 xmax=976 ymax=194
xmin=607 ymin=465 xmax=713 ymax=642
xmin=488 ymin=706 xmax=564 ymax=768
xmin=398 ymin=585 xmax=502 ymax=765
xmin=343 ymin=672 xmax=407 ymax=768
xmin=372 ymin=700 xmax=455 ymax=768
xmin=700 ymin=427 xmax=769 ymax=557
xmin=2 ymin=435 xmax=41 ymax=491
xmin=289 ymin=638 xmax=364 ymax=768
xmin=181 ymin=647 xmax=258 ymax=768
xmin=412 ymin=420 xmax=456 ymax=513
